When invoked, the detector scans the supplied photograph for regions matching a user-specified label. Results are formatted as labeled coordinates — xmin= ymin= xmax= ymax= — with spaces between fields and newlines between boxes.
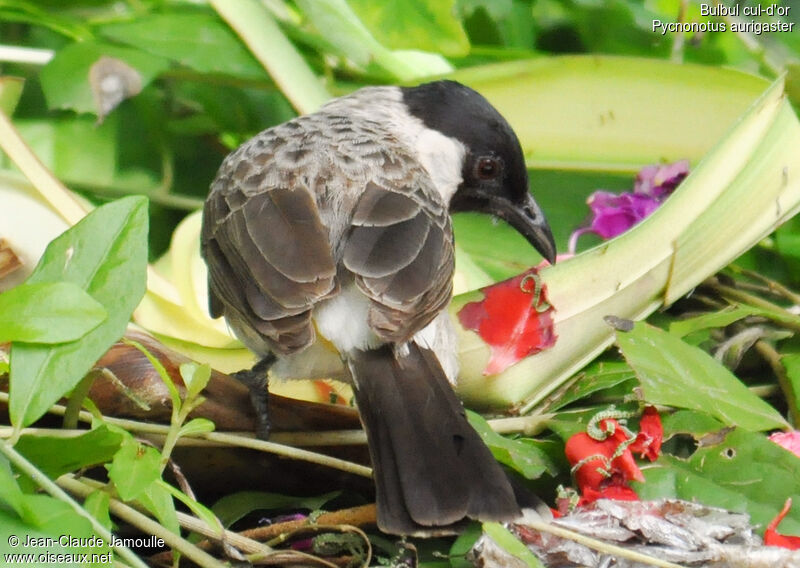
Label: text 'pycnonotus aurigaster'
xmin=201 ymin=80 xmax=556 ymax=535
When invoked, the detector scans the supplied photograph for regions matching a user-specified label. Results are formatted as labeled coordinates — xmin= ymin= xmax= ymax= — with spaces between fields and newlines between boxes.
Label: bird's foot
xmin=232 ymin=354 xmax=275 ymax=440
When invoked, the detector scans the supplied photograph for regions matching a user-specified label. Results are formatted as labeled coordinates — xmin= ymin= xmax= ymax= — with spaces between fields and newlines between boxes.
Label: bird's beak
xmin=493 ymin=192 xmax=557 ymax=264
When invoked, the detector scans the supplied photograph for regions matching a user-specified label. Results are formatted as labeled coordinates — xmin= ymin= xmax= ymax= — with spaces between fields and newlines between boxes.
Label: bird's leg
xmin=232 ymin=354 xmax=275 ymax=440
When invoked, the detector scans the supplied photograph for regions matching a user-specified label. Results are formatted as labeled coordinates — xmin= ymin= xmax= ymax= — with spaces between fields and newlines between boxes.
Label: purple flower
xmin=568 ymin=159 xmax=689 ymax=254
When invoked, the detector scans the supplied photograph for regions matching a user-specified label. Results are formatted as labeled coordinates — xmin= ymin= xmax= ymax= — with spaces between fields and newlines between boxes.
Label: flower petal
xmin=630 ymin=406 xmax=663 ymax=461
xmin=765 ymin=499 xmax=800 ymax=550
xmin=579 ymin=485 xmax=639 ymax=505
xmin=457 ymin=268 xmax=556 ymax=375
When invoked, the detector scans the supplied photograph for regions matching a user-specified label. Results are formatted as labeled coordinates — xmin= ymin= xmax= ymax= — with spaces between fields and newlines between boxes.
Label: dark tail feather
xmin=348 ymin=342 xmax=521 ymax=535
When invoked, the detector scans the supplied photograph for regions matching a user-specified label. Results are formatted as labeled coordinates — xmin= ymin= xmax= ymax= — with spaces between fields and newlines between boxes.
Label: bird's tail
xmin=348 ymin=342 xmax=522 ymax=535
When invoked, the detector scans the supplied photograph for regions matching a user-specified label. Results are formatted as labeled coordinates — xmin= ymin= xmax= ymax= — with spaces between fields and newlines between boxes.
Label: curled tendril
xmin=586 ymin=406 xmax=638 ymax=440
xmin=570 ymin=453 xmax=613 ymax=478
xmin=519 ymin=272 xmax=552 ymax=313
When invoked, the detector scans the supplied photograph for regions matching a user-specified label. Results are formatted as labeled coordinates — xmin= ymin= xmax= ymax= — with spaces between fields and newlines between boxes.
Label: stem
xmin=0 ymin=392 xmax=372 ymax=478
xmin=754 ymin=340 xmax=799 ymax=428
xmin=202 ymin=431 xmax=373 ymax=478
xmin=0 ymin=441 xmax=147 ymax=568
xmin=78 ymin=477 xmax=276 ymax=560
xmin=160 ymin=505 xmax=376 ymax=567
xmin=732 ymin=267 xmax=800 ymax=305
xmin=77 ymin=182 xmax=205 ymax=211
xmin=63 ymin=370 xmax=101 ymax=429
xmin=58 ymin=476 xmax=227 ymax=568
xmin=211 ymin=0 xmax=330 ymax=114
xmin=707 ymin=279 xmax=800 ymax=332
xmin=0 ymin=109 xmax=87 ymax=225
xmin=0 ymin=45 xmax=54 ymax=65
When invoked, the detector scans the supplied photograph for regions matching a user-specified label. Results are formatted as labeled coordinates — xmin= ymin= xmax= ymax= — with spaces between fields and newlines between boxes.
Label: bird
xmin=201 ymin=79 xmax=556 ymax=535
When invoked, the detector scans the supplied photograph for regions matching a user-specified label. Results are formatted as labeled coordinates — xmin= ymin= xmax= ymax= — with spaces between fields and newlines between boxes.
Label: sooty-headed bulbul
xmin=201 ymin=80 xmax=556 ymax=535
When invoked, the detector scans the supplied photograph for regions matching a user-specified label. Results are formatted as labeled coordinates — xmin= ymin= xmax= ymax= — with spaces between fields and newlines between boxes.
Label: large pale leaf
xmin=449 ymin=56 xmax=769 ymax=171
xmin=9 ymin=196 xmax=148 ymax=428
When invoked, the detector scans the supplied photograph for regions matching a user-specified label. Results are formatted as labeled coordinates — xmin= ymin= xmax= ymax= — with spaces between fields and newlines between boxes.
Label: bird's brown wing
xmin=342 ymin=176 xmax=454 ymax=343
xmin=201 ymin=164 xmax=337 ymax=355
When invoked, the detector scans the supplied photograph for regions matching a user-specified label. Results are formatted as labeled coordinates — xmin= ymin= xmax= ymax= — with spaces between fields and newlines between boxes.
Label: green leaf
xmin=137 ymin=481 xmax=180 ymax=536
xmin=638 ymin=427 xmax=800 ymax=536
xmin=40 ymin=41 xmax=170 ymax=115
xmin=9 ymin=196 xmax=148 ymax=429
xmin=14 ymin=426 xmax=124 ymax=479
xmin=0 ymin=2 xmax=91 ymax=41
xmin=449 ymin=523 xmax=483 ymax=568
xmin=212 ymin=491 xmax=339 ymax=528
xmin=549 ymin=360 xmax=637 ymax=410
xmin=125 ymin=337 xmax=181 ymax=411
xmin=458 ymin=0 xmax=513 ymax=20
xmin=668 ymin=305 xmax=761 ymax=338
xmin=0 ymin=282 xmax=106 ymax=344
xmin=21 ymin=494 xmax=94 ymax=537
xmin=11 ymin=116 xmax=119 ymax=188
xmin=106 ymin=437 xmax=162 ymax=501
xmin=177 ymin=418 xmax=215 ymax=438
xmin=0 ymin=509 xmax=64 ymax=555
xmin=616 ymin=322 xmax=787 ymax=431
xmin=481 ymin=522 xmax=544 ymax=567
xmin=83 ymin=490 xmax=113 ymax=533
xmin=452 ymin=212 xmax=544 ymax=281
xmin=782 ymin=353 xmax=800 ymax=424
xmin=347 ymin=0 xmax=469 ymax=56
xmin=467 ymin=411 xmax=556 ymax=479
xmin=159 ymin=480 xmax=221 ymax=535
xmin=661 ymin=409 xmax=728 ymax=438
xmin=0 ymin=455 xmax=25 ymax=516
xmin=180 ymin=362 xmax=212 ymax=401
xmin=99 ymin=13 xmax=266 ymax=80
xmin=293 ymin=0 xmax=450 ymax=82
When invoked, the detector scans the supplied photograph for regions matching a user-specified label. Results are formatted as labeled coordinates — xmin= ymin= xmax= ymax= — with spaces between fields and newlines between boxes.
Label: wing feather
xmin=343 ymin=176 xmax=454 ymax=343
xmin=201 ymin=175 xmax=336 ymax=354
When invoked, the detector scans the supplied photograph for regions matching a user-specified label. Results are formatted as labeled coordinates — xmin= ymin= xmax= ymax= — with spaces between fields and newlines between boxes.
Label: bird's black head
xmin=402 ymin=80 xmax=556 ymax=264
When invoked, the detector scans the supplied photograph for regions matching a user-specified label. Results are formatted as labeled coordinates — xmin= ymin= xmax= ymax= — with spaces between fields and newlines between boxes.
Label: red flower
xmin=765 ymin=499 xmax=800 ymax=549
xmin=457 ymin=267 xmax=556 ymax=375
xmin=564 ymin=408 xmax=662 ymax=505
xmin=630 ymin=406 xmax=663 ymax=461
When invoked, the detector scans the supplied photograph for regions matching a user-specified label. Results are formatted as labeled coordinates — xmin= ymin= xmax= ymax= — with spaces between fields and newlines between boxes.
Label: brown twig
xmin=735 ymin=267 xmax=800 ymax=305
xmin=245 ymin=504 xmax=377 ymax=542
xmin=148 ymin=504 xmax=377 ymax=566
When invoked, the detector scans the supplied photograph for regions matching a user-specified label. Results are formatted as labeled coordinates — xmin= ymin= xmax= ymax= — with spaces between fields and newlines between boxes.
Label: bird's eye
xmin=475 ymin=157 xmax=500 ymax=180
